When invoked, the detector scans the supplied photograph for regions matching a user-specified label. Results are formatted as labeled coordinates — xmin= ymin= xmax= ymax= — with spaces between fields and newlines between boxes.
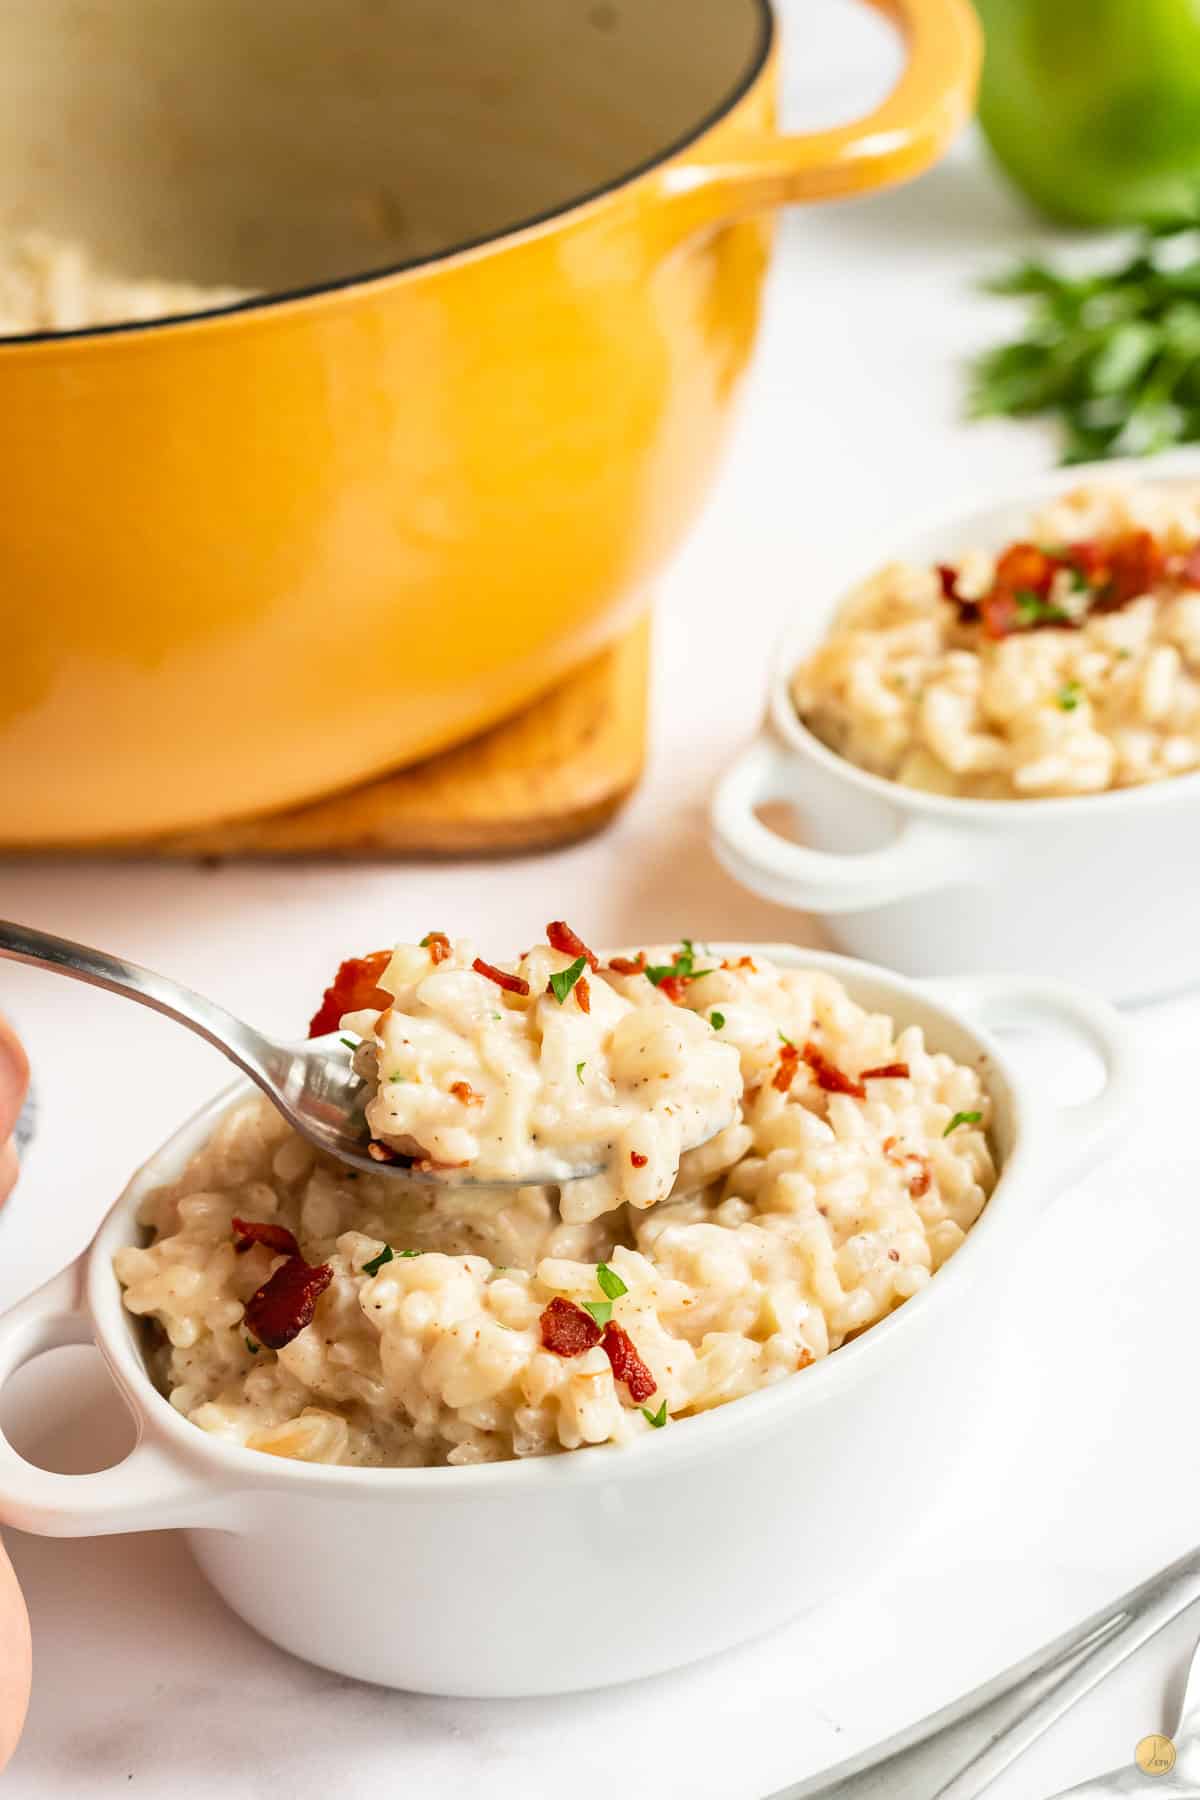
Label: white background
xmin=2 ymin=2 xmax=1198 ymax=1795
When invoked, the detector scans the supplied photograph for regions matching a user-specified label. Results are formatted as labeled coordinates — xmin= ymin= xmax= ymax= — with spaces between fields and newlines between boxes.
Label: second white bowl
xmin=711 ymin=454 xmax=1200 ymax=1001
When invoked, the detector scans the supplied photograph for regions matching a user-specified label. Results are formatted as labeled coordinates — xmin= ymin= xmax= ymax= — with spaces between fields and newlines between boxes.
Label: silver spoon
xmin=0 ymin=918 xmax=723 ymax=1187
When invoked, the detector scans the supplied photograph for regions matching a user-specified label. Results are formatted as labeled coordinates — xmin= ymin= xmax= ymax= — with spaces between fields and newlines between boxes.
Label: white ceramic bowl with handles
xmin=0 ymin=947 xmax=1134 ymax=1698
xmin=712 ymin=456 xmax=1200 ymax=1001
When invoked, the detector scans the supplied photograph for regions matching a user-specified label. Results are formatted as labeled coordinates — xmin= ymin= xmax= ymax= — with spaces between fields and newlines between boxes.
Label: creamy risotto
xmin=116 ymin=941 xmax=995 ymax=1467
xmin=0 ymin=232 xmax=250 ymax=334
xmin=792 ymin=482 xmax=1200 ymax=799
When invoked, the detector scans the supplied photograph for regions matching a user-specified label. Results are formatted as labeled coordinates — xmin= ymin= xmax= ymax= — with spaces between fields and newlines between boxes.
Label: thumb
xmin=0 ymin=1016 xmax=30 ymax=1201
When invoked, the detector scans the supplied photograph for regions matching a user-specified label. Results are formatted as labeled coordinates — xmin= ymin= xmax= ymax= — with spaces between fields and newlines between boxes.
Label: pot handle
xmin=921 ymin=975 xmax=1139 ymax=1189
xmin=711 ymin=734 xmax=967 ymax=911
xmin=0 ymin=1261 xmax=232 ymax=1537
xmin=655 ymin=0 xmax=981 ymax=236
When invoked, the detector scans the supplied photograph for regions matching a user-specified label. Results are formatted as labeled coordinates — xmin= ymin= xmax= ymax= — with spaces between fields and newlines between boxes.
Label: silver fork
xmin=771 ymin=1546 xmax=1200 ymax=1798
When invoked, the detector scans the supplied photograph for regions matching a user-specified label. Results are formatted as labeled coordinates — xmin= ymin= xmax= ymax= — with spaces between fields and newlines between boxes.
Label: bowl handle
xmin=655 ymin=0 xmax=981 ymax=236
xmin=921 ymin=975 xmax=1140 ymax=1189
xmin=711 ymin=734 xmax=967 ymax=911
xmin=0 ymin=1261 xmax=233 ymax=1537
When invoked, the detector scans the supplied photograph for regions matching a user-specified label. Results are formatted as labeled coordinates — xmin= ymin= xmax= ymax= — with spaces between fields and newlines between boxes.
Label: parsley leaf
xmin=711 ymin=1011 xmax=726 ymax=1031
xmin=596 ymin=1262 xmax=627 ymax=1301
xmin=644 ymin=941 xmax=715 ymax=987
xmin=642 ymin=1399 xmax=668 ymax=1428
xmin=576 ymin=1060 xmax=586 ymax=1083
xmin=340 ymin=1035 xmax=358 ymax=1051
xmin=969 ymin=232 xmax=1200 ymax=464
xmin=548 ymin=955 xmax=587 ymax=1004
xmin=363 ymin=1244 xmax=395 ymax=1277
xmin=779 ymin=1030 xmax=794 ymax=1046
xmin=583 ymin=1300 xmax=613 ymax=1328
xmin=1014 ymin=590 xmax=1068 ymax=627
xmin=944 ymin=1110 xmax=982 ymax=1136
xmin=419 ymin=932 xmax=442 ymax=947
xmin=1057 ymin=679 xmax=1083 ymax=711
xmin=398 ymin=1248 xmax=422 ymax=1259
xmin=245 ymin=1336 xmax=259 ymax=1355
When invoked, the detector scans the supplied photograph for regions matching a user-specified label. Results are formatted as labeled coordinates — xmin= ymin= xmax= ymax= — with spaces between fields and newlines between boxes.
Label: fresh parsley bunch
xmin=970 ymin=229 xmax=1200 ymax=463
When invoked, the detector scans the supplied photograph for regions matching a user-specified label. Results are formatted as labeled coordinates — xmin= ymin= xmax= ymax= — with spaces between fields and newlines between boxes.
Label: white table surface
xmin=3 ymin=4 xmax=1198 ymax=1796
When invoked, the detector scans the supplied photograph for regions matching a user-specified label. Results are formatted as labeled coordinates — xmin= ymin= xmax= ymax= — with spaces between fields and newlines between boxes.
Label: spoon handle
xmin=771 ymin=1546 xmax=1200 ymax=1799
xmin=0 ymin=918 xmax=279 ymax=1084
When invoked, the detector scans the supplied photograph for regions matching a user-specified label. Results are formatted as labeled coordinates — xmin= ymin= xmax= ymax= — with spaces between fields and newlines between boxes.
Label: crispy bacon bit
xmin=884 ymin=1135 xmax=932 ymax=1198
xmin=888 ymin=1249 xmax=900 ymax=1262
xmin=607 ymin=953 xmax=647 ymax=976
xmin=540 ymin=1296 xmax=602 ymax=1357
xmin=936 ymin=563 xmax=961 ymax=601
xmin=307 ymin=950 xmax=391 ymax=1038
xmin=657 ymin=975 xmax=689 ymax=1005
xmin=1097 ymin=528 xmax=1165 ymax=610
xmin=472 ymin=957 xmax=530 ymax=997
xmin=1066 ymin=539 xmax=1106 ymax=582
xmin=546 ymin=921 xmax=599 ymax=972
xmin=232 ymin=1217 xmax=300 ymax=1259
xmin=773 ymin=1041 xmax=801 ymax=1093
xmin=244 ymin=1254 xmax=333 ymax=1350
xmin=979 ymin=589 xmax=1023 ymax=640
xmin=424 ymin=931 xmax=451 ymax=964
xmin=796 ymin=1347 xmax=814 ymax=1371
xmin=630 ymin=1151 xmax=648 ymax=1168
xmin=860 ymin=1062 xmax=911 ymax=1081
xmin=449 ymin=1081 xmax=483 ymax=1107
xmin=994 ymin=541 xmax=1055 ymax=597
xmin=802 ymin=1041 xmax=866 ymax=1100
xmin=575 ymin=974 xmax=591 ymax=1014
xmin=601 ymin=1322 xmax=657 ymax=1404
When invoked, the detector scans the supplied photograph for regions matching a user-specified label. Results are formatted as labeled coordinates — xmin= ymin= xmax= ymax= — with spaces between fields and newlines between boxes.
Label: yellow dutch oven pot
xmin=0 ymin=0 xmax=978 ymax=845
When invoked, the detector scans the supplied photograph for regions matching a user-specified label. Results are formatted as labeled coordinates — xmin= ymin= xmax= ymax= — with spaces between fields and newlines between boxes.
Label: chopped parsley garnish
xmin=1015 ymin=590 xmax=1068 ymax=627
xmin=710 ymin=1011 xmax=726 ymax=1031
xmin=1057 ymin=679 xmax=1082 ymax=712
xmin=388 ymin=1071 xmax=408 ymax=1083
xmin=419 ymin=932 xmax=442 ymax=947
xmin=548 ymin=955 xmax=587 ymax=1004
xmin=576 ymin=1061 xmax=586 ymax=1083
xmin=779 ymin=1030 xmax=794 ymax=1047
xmin=398 ymin=1248 xmax=422 ymax=1259
xmin=596 ymin=1263 xmax=627 ymax=1301
xmin=943 ymin=1110 xmax=982 ymax=1136
xmin=245 ymin=1336 xmax=259 ymax=1355
xmin=583 ymin=1300 xmax=613 ymax=1328
xmin=644 ymin=940 xmax=714 ymax=987
xmin=340 ymin=1035 xmax=358 ymax=1051
xmin=363 ymin=1244 xmax=395 ymax=1277
xmin=642 ymin=1399 xmax=668 ymax=1428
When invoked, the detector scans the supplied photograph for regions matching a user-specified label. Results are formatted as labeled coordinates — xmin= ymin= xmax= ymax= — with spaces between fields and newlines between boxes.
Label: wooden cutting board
xmin=129 ymin=616 xmax=650 ymax=859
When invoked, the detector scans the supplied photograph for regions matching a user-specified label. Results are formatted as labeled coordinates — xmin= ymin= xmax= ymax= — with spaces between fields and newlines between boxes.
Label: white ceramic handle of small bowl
xmin=0 ymin=1261 xmax=229 ymax=1537
xmin=711 ymin=736 xmax=967 ymax=911
xmin=922 ymin=974 xmax=1139 ymax=1188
